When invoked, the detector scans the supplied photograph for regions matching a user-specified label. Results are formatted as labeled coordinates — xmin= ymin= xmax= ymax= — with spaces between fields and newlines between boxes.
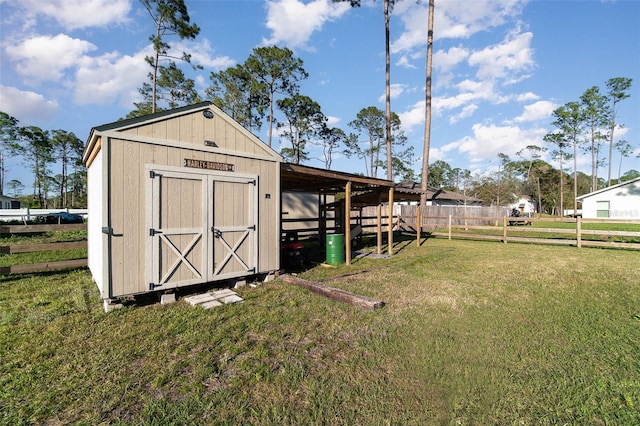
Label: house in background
xmin=509 ymin=196 xmax=537 ymax=216
xmin=0 ymin=194 xmax=20 ymax=209
xmin=394 ymin=181 xmax=484 ymax=206
xmin=576 ymin=177 xmax=640 ymax=219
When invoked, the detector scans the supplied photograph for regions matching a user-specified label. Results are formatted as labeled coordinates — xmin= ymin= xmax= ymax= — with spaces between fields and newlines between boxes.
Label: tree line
xmin=2 ymin=1 xmax=635 ymax=213
xmin=426 ymin=76 xmax=637 ymax=216
xmin=0 ymin=112 xmax=86 ymax=208
xmin=120 ymin=1 xmax=418 ymax=181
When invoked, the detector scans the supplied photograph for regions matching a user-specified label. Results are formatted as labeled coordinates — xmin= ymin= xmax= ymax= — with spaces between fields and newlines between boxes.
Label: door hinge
xmin=212 ymin=227 xmax=222 ymax=238
xmin=247 ymin=225 xmax=256 ymax=231
xmin=101 ymin=226 xmax=113 ymax=235
xmin=150 ymin=170 xmax=158 ymax=179
xmin=149 ymin=228 xmax=162 ymax=237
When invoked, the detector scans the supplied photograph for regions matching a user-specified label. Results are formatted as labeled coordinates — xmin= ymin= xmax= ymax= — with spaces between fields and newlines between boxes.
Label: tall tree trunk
xmin=384 ymin=0 xmax=392 ymax=181
xmin=608 ymin=121 xmax=615 ymax=186
xmin=152 ymin=22 xmax=161 ymax=114
xmin=590 ymin=125 xmax=597 ymax=192
xmin=559 ymin=157 xmax=564 ymax=217
xmin=573 ymin=135 xmax=578 ymax=217
xmin=420 ymin=0 xmax=435 ymax=206
xmin=268 ymin=89 xmax=274 ymax=147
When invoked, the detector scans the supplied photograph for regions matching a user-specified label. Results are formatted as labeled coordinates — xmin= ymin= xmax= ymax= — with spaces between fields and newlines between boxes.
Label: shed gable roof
xmin=83 ymin=102 xmax=281 ymax=165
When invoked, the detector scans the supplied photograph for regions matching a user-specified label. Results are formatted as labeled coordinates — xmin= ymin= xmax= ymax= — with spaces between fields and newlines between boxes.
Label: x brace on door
xmin=213 ymin=227 xmax=253 ymax=275
xmin=158 ymin=233 xmax=202 ymax=285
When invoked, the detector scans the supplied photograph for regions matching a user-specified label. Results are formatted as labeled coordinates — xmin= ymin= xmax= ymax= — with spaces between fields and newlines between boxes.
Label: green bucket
xmin=325 ymin=234 xmax=345 ymax=265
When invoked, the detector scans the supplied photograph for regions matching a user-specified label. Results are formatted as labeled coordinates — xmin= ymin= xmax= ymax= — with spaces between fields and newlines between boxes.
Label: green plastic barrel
xmin=325 ymin=234 xmax=345 ymax=265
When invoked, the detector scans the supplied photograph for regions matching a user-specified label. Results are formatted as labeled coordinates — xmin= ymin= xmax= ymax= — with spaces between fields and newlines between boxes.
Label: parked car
xmin=43 ymin=212 xmax=84 ymax=224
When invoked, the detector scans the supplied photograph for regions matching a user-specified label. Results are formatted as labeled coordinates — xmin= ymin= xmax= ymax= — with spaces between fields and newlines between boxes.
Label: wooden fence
xmin=0 ymin=223 xmax=87 ymax=274
xmin=389 ymin=205 xmax=640 ymax=251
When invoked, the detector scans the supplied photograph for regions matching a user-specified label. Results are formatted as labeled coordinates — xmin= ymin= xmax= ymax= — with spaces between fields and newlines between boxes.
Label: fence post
xmin=377 ymin=204 xmax=382 ymax=255
xmin=448 ymin=214 xmax=452 ymax=240
xmin=576 ymin=216 xmax=582 ymax=248
xmin=416 ymin=205 xmax=421 ymax=246
xmin=503 ymin=216 xmax=508 ymax=244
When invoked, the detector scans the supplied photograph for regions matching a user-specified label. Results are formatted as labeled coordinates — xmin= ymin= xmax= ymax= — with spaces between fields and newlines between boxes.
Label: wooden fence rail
xmin=416 ymin=214 xmax=640 ymax=251
xmin=0 ymin=223 xmax=88 ymax=274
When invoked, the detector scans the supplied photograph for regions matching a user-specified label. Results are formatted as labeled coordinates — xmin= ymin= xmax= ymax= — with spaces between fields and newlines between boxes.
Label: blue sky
xmin=1 ymin=0 xmax=639 ymax=193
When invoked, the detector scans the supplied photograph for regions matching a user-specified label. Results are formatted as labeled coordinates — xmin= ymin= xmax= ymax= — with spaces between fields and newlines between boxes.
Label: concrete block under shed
xmin=159 ymin=293 xmax=176 ymax=305
xmin=183 ymin=289 xmax=244 ymax=310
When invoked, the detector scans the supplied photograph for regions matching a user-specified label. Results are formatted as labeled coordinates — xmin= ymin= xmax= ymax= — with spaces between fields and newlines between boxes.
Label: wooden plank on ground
xmin=0 ymin=259 xmax=87 ymax=274
xmin=0 ymin=241 xmax=87 ymax=254
xmin=280 ymin=274 xmax=384 ymax=310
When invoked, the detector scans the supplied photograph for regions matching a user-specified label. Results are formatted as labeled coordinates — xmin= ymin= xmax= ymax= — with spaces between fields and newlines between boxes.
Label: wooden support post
xmin=503 ymin=216 xmax=508 ymax=244
xmin=388 ymin=187 xmax=394 ymax=256
xmin=377 ymin=203 xmax=382 ymax=255
xmin=576 ymin=216 xmax=582 ymax=248
xmin=318 ymin=193 xmax=326 ymax=245
xmin=448 ymin=214 xmax=452 ymax=240
xmin=345 ymin=181 xmax=352 ymax=266
xmin=416 ymin=205 xmax=421 ymax=246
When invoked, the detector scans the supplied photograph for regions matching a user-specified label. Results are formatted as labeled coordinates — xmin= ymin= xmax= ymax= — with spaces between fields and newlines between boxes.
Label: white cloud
xmin=263 ymin=0 xmax=352 ymax=50
xmin=433 ymin=46 xmax=469 ymax=73
xmin=5 ymin=34 xmax=97 ymax=83
xmin=433 ymin=79 xmax=507 ymax=115
xmin=0 ymin=85 xmax=59 ymax=122
xmin=468 ymin=30 xmax=535 ymax=81
xmin=74 ymin=49 xmax=148 ymax=107
xmin=8 ymin=0 xmax=132 ymax=30
xmin=396 ymin=55 xmax=417 ymax=69
xmin=516 ymin=92 xmax=539 ymax=102
xmin=513 ymin=100 xmax=557 ymax=123
xmin=326 ymin=115 xmax=341 ymax=126
xmin=391 ymin=0 xmax=526 ymax=54
xmin=398 ymin=100 xmax=425 ymax=130
xmin=174 ymin=39 xmax=236 ymax=71
xmin=449 ymin=122 xmax=547 ymax=164
xmin=449 ymin=104 xmax=478 ymax=124
xmin=378 ymin=83 xmax=407 ymax=103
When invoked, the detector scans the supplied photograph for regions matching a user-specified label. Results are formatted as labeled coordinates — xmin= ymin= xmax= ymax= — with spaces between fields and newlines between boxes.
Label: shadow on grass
xmin=278 ymin=231 xmax=438 ymax=275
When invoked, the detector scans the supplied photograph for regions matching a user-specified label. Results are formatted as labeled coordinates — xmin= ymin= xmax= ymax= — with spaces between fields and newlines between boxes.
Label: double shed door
xmin=146 ymin=166 xmax=258 ymax=291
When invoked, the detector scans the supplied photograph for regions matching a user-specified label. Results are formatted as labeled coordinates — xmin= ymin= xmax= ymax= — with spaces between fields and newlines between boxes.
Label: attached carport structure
xmin=280 ymin=163 xmax=425 ymax=265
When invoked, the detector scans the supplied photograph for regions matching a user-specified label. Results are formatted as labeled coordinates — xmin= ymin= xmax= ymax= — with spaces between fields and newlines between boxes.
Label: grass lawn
xmin=1 ymin=236 xmax=639 ymax=425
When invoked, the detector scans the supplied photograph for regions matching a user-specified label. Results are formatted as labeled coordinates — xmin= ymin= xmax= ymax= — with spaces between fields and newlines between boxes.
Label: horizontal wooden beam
xmin=0 ymin=241 xmax=87 ymax=254
xmin=0 ymin=259 xmax=87 ymax=275
xmin=280 ymin=274 xmax=384 ymax=310
xmin=0 ymin=224 xmax=86 ymax=234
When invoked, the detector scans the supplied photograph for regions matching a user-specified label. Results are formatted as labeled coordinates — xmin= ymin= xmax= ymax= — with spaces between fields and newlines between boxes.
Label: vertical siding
xmin=109 ymin=138 xmax=125 ymax=297
xmin=122 ymin=140 xmax=141 ymax=294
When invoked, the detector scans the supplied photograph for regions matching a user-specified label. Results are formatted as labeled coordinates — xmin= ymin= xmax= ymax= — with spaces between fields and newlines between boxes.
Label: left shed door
xmin=147 ymin=169 xmax=208 ymax=291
